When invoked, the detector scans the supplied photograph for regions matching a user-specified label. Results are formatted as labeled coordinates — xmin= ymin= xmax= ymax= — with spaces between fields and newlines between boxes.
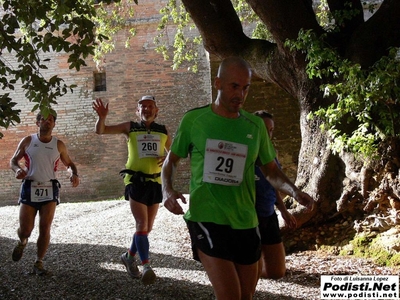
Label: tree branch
xmin=346 ymin=0 xmax=400 ymax=66
xmin=327 ymin=0 xmax=364 ymax=34
xmin=181 ymin=0 xmax=251 ymax=57
xmin=247 ymin=0 xmax=323 ymax=48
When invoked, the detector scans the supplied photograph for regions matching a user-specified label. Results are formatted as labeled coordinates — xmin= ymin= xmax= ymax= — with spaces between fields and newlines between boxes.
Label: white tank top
xmin=24 ymin=134 xmax=60 ymax=182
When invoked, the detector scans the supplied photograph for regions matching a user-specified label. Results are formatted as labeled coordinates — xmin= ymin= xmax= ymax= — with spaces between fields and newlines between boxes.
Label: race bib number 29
xmin=30 ymin=181 xmax=53 ymax=202
xmin=203 ymin=139 xmax=248 ymax=186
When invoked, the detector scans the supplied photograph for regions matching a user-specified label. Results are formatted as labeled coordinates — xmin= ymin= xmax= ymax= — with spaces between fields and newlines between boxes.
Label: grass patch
xmin=340 ymin=234 xmax=400 ymax=267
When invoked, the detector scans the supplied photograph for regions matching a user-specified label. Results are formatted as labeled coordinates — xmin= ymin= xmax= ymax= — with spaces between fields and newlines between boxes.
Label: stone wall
xmin=0 ymin=1 xmax=301 ymax=206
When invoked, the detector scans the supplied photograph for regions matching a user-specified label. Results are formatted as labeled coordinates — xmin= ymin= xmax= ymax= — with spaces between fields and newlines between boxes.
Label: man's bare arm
xmin=260 ymin=160 xmax=315 ymax=210
xmin=161 ymin=151 xmax=186 ymax=214
xmin=10 ymin=136 xmax=31 ymax=179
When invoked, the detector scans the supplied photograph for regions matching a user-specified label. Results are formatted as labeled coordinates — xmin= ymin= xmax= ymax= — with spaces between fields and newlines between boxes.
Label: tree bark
xmin=181 ymin=0 xmax=400 ymax=233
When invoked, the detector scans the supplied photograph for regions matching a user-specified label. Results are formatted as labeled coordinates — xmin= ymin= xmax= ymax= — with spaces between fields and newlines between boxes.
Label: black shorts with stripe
xmin=186 ymin=220 xmax=261 ymax=265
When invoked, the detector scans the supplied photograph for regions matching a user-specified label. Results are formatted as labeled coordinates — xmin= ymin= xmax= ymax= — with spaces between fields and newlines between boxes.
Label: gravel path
xmin=0 ymin=199 xmax=398 ymax=299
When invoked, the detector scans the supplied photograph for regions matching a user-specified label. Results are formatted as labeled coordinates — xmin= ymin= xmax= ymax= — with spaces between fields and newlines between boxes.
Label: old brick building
xmin=0 ymin=1 xmax=300 ymax=205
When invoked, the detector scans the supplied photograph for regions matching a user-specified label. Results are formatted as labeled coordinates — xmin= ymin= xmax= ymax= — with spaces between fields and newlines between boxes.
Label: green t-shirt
xmin=171 ymin=105 xmax=276 ymax=229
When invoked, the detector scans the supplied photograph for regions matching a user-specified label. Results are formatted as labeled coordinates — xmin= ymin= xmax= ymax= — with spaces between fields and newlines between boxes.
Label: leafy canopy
xmin=2 ymin=0 xmax=398 ymax=160
xmin=285 ymin=1 xmax=400 ymax=159
xmin=154 ymin=0 xmax=201 ymax=72
xmin=91 ymin=0 xmax=137 ymax=69
xmin=156 ymin=0 xmax=400 ymax=159
xmin=154 ymin=0 xmax=270 ymax=71
xmin=0 ymin=0 xmax=115 ymax=137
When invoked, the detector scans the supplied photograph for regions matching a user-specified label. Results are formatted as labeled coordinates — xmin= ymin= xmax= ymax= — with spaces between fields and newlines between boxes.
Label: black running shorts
xmin=124 ymin=180 xmax=162 ymax=206
xmin=186 ymin=220 xmax=261 ymax=265
xmin=258 ymin=211 xmax=282 ymax=245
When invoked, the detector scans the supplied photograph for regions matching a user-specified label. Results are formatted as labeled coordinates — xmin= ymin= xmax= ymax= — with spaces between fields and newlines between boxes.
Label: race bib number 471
xmin=30 ymin=181 xmax=53 ymax=202
xmin=203 ymin=139 xmax=248 ymax=186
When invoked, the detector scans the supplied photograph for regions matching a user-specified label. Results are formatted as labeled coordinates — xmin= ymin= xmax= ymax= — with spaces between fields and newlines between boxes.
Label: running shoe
xmin=141 ymin=264 xmax=156 ymax=285
xmin=33 ymin=261 xmax=51 ymax=276
xmin=12 ymin=241 xmax=27 ymax=262
xmin=120 ymin=253 xmax=141 ymax=278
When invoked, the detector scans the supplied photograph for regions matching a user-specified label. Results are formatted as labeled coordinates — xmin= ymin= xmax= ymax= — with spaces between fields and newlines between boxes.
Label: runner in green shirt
xmin=162 ymin=57 xmax=314 ymax=300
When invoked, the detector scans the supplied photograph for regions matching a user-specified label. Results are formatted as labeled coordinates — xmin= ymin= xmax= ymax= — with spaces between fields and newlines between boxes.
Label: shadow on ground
xmin=1 ymin=236 xmax=314 ymax=300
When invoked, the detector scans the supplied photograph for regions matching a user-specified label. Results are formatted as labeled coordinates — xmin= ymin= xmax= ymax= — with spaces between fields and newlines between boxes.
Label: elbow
xmin=10 ymin=158 xmax=16 ymax=169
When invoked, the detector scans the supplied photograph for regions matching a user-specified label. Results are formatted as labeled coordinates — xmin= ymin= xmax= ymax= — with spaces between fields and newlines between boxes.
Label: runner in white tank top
xmin=24 ymin=134 xmax=60 ymax=182
xmin=10 ymin=112 xmax=80 ymax=275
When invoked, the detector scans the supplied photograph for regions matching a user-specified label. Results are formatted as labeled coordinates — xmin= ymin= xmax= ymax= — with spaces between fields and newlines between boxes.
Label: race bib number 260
xmin=203 ymin=139 xmax=248 ymax=186
xmin=137 ymin=134 xmax=161 ymax=158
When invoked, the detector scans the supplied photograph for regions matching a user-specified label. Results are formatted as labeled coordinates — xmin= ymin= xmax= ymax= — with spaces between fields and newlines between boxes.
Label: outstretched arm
xmin=260 ymin=160 xmax=315 ymax=210
xmin=92 ymin=98 xmax=130 ymax=135
xmin=161 ymin=151 xmax=186 ymax=215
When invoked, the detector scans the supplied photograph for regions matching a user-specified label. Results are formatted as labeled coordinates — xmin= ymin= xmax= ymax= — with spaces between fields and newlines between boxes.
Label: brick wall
xmin=0 ymin=1 xmax=211 ymax=205
xmin=0 ymin=1 xmax=300 ymax=206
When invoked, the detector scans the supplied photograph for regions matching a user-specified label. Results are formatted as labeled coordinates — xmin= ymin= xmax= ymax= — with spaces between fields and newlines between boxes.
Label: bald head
xmin=217 ymin=57 xmax=252 ymax=79
xmin=213 ymin=57 xmax=252 ymax=118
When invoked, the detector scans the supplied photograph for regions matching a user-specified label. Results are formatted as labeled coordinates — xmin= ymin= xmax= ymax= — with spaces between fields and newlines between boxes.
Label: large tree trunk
xmin=181 ymin=0 xmax=400 ymax=247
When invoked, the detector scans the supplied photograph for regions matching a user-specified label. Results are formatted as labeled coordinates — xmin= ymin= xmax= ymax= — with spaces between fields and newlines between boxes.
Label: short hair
xmin=253 ymin=110 xmax=273 ymax=120
xmin=36 ymin=112 xmax=57 ymax=122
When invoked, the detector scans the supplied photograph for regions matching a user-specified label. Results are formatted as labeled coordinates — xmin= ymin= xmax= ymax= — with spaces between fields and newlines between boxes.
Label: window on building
xmin=94 ymin=72 xmax=107 ymax=92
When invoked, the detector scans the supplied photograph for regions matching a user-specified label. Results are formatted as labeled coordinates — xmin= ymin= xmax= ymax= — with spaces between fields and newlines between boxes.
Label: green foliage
xmin=155 ymin=0 xmax=271 ymax=71
xmin=155 ymin=0 xmax=200 ymax=72
xmin=330 ymin=2 xmax=362 ymax=29
xmin=315 ymin=0 xmax=333 ymax=30
xmin=0 ymin=94 xmax=20 ymax=138
xmin=91 ymin=0 xmax=204 ymax=72
xmin=232 ymin=0 xmax=260 ymax=25
xmin=232 ymin=0 xmax=273 ymax=42
xmin=252 ymin=22 xmax=273 ymax=42
xmin=315 ymin=1 xmax=379 ymax=32
xmin=0 ymin=0 xmax=117 ymax=135
xmin=286 ymin=29 xmax=400 ymax=158
xmin=92 ymin=0 xmax=137 ymax=69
